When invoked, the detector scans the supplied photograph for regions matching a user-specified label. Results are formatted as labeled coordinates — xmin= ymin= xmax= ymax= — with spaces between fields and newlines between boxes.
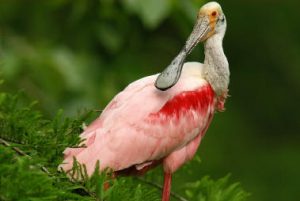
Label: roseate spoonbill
xmin=59 ymin=1 xmax=229 ymax=201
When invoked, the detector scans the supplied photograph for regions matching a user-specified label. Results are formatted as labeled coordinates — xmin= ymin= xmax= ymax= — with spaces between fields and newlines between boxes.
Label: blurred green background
xmin=0 ymin=0 xmax=299 ymax=201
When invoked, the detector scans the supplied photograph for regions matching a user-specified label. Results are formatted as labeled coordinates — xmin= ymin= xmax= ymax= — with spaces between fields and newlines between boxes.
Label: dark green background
xmin=1 ymin=0 xmax=299 ymax=201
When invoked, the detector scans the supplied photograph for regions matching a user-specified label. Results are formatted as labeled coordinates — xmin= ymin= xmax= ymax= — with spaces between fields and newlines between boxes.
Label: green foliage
xmin=0 ymin=146 xmax=88 ymax=201
xmin=184 ymin=175 xmax=249 ymax=201
xmin=0 ymin=90 xmax=248 ymax=200
xmin=0 ymin=91 xmax=88 ymax=168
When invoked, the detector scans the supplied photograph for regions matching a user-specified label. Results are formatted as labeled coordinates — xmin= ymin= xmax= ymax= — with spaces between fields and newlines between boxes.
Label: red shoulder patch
xmin=156 ymin=84 xmax=215 ymax=119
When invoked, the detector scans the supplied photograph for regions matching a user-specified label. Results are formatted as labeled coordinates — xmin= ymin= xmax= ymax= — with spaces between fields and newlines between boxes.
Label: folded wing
xmin=60 ymin=63 xmax=216 ymax=176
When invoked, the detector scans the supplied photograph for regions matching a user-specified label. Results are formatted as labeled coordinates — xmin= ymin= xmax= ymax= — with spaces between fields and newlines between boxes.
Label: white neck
xmin=203 ymin=33 xmax=229 ymax=96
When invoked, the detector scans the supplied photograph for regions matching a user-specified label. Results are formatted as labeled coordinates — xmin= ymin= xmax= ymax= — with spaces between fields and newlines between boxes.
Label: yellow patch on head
xmin=198 ymin=2 xmax=223 ymax=38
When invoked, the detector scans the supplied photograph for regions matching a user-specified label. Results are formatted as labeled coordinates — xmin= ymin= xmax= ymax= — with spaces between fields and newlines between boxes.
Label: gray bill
xmin=155 ymin=16 xmax=210 ymax=91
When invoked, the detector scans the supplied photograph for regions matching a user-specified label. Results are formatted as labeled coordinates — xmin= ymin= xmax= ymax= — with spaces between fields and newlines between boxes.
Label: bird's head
xmin=155 ymin=1 xmax=227 ymax=90
xmin=197 ymin=1 xmax=226 ymax=41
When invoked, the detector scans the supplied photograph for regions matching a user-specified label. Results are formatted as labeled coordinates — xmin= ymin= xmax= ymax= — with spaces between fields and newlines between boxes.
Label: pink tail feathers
xmin=162 ymin=172 xmax=172 ymax=201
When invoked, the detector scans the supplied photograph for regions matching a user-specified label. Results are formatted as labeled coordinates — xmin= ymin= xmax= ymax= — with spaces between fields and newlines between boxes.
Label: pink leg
xmin=162 ymin=172 xmax=172 ymax=201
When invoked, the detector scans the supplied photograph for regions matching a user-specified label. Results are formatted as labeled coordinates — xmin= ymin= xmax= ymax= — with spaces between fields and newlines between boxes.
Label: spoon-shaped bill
xmin=155 ymin=16 xmax=211 ymax=91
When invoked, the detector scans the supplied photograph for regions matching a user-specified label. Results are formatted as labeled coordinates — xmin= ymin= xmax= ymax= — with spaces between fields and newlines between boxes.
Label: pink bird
xmin=60 ymin=2 xmax=229 ymax=201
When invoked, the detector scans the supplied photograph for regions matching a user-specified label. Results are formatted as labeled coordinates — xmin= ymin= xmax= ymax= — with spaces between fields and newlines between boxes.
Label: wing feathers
xmin=60 ymin=71 xmax=216 ymax=175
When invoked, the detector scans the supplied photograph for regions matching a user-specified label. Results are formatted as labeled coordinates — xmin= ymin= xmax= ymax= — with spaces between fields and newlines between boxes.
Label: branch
xmin=0 ymin=137 xmax=51 ymax=175
xmin=0 ymin=137 xmax=97 ymax=199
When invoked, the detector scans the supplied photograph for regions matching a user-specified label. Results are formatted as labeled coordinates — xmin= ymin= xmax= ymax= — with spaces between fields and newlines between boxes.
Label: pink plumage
xmin=60 ymin=63 xmax=219 ymax=177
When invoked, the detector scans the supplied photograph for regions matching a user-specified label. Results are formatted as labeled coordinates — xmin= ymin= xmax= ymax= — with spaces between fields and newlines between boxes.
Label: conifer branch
xmin=0 ymin=137 xmax=51 ymax=175
xmin=0 ymin=138 xmax=26 ymax=156
xmin=0 ymin=137 xmax=97 ymax=198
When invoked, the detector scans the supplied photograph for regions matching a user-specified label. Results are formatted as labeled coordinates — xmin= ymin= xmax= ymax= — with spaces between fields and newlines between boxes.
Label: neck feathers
xmin=203 ymin=34 xmax=229 ymax=97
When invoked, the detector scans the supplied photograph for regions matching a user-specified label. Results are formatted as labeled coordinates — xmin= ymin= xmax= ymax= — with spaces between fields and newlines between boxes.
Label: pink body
xmin=60 ymin=62 xmax=223 ymax=176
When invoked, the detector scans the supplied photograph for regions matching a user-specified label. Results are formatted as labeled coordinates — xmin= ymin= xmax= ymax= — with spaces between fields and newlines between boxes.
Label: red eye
xmin=212 ymin=11 xmax=217 ymax=16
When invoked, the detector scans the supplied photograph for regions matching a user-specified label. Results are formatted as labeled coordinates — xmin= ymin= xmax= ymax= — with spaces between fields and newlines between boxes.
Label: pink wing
xmin=60 ymin=73 xmax=216 ymax=175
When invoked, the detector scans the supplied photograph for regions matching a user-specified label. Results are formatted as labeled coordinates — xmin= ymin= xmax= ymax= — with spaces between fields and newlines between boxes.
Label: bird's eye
xmin=211 ymin=11 xmax=217 ymax=17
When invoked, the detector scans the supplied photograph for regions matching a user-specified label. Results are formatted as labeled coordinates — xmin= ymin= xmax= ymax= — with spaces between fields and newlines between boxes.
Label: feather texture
xmin=60 ymin=62 xmax=216 ymax=176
